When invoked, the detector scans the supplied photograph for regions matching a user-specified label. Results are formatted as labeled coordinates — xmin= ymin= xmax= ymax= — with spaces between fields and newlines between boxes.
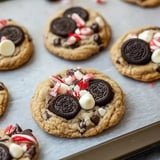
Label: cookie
xmin=31 ymin=67 xmax=125 ymax=138
xmin=0 ymin=82 xmax=8 ymax=117
xmin=0 ymin=124 xmax=39 ymax=160
xmin=110 ymin=26 xmax=160 ymax=82
xmin=123 ymin=0 xmax=160 ymax=7
xmin=0 ymin=19 xmax=33 ymax=70
xmin=44 ymin=6 xmax=111 ymax=60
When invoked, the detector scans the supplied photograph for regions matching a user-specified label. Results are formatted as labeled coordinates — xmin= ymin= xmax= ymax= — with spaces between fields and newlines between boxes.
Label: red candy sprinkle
xmin=77 ymin=80 xmax=89 ymax=90
xmin=68 ymin=33 xmax=81 ymax=41
xmin=4 ymin=125 xmax=15 ymax=135
xmin=0 ymin=19 xmax=7 ymax=27
xmin=50 ymin=75 xmax=64 ymax=83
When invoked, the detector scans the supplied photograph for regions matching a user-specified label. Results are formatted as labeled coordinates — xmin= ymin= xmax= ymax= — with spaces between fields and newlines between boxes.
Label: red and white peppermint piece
xmin=72 ymin=91 xmax=80 ymax=98
xmin=50 ymin=83 xmax=61 ymax=97
xmin=0 ymin=36 xmax=7 ymax=42
xmin=11 ymin=134 xmax=37 ymax=144
xmin=66 ymin=36 xmax=77 ymax=45
xmin=0 ymin=19 xmax=7 ymax=28
xmin=50 ymin=75 xmax=64 ymax=83
xmin=80 ymin=27 xmax=93 ymax=36
xmin=72 ymin=13 xmax=85 ymax=28
xmin=83 ymin=73 xmax=94 ymax=81
xmin=154 ymin=32 xmax=160 ymax=41
xmin=96 ymin=0 xmax=106 ymax=4
xmin=150 ymin=39 xmax=160 ymax=51
xmin=4 ymin=125 xmax=15 ymax=135
xmin=77 ymin=80 xmax=89 ymax=90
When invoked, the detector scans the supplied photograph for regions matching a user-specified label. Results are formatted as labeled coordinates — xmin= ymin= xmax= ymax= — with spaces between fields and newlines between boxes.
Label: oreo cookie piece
xmin=63 ymin=7 xmax=89 ymax=21
xmin=121 ymin=38 xmax=151 ymax=65
xmin=0 ymin=143 xmax=12 ymax=160
xmin=87 ymin=79 xmax=114 ymax=106
xmin=48 ymin=94 xmax=81 ymax=120
xmin=0 ymin=25 xmax=24 ymax=46
xmin=50 ymin=17 xmax=76 ymax=37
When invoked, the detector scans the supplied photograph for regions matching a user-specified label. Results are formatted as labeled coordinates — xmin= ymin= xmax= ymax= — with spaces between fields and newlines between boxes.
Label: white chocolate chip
xmin=9 ymin=143 xmax=24 ymax=158
xmin=58 ymin=83 xmax=70 ymax=94
xmin=79 ymin=93 xmax=95 ymax=110
xmin=0 ymin=39 xmax=15 ymax=56
xmin=79 ymin=90 xmax=88 ymax=96
xmin=74 ymin=70 xmax=83 ymax=80
xmin=95 ymin=16 xmax=104 ymax=27
xmin=20 ymin=143 xmax=27 ymax=152
xmin=138 ymin=30 xmax=156 ymax=42
xmin=65 ymin=76 xmax=73 ymax=85
xmin=98 ymin=108 xmax=106 ymax=117
xmin=151 ymin=49 xmax=160 ymax=64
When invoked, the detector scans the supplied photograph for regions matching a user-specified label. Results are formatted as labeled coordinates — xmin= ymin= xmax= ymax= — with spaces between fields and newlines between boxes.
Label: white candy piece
xmin=95 ymin=16 xmax=104 ymax=27
xmin=0 ymin=39 xmax=15 ymax=56
xmin=79 ymin=93 xmax=95 ymax=110
xmin=74 ymin=70 xmax=83 ymax=80
xmin=59 ymin=83 xmax=70 ymax=94
xmin=9 ymin=143 xmax=24 ymax=158
xmin=79 ymin=90 xmax=88 ymax=96
xmin=151 ymin=49 xmax=160 ymax=64
xmin=98 ymin=108 xmax=106 ymax=117
xmin=154 ymin=32 xmax=160 ymax=40
xmin=138 ymin=30 xmax=155 ymax=42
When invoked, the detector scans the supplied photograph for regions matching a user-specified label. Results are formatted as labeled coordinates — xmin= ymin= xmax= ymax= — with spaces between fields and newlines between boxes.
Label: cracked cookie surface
xmin=31 ymin=67 xmax=125 ymax=138
xmin=110 ymin=26 xmax=160 ymax=82
xmin=44 ymin=7 xmax=111 ymax=60
xmin=0 ymin=19 xmax=33 ymax=70
xmin=0 ymin=82 xmax=8 ymax=117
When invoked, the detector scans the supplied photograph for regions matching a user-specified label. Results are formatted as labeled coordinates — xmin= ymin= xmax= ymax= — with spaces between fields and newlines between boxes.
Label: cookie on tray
xmin=0 ymin=82 xmax=8 ymax=117
xmin=0 ymin=124 xmax=39 ymax=160
xmin=110 ymin=26 xmax=160 ymax=82
xmin=123 ymin=0 xmax=160 ymax=7
xmin=0 ymin=19 xmax=33 ymax=70
xmin=44 ymin=6 xmax=111 ymax=60
xmin=31 ymin=67 xmax=125 ymax=138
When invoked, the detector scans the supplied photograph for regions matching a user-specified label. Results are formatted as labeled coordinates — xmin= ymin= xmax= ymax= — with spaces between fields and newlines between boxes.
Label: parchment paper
xmin=0 ymin=0 xmax=160 ymax=159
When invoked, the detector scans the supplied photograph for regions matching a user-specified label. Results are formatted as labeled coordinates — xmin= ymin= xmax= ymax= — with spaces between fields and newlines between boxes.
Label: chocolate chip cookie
xmin=0 ymin=82 xmax=8 ymax=117
xmin=44 ymin=7 xmax=111 ymax=60
xmin=31 ymin=67 xmax=125 ymax=138
xmin=110 ymin=26 xmax=160 ymax=82
xmin=123 ymin=0 xmax=160 ymax=7
xmin=0 ymin=19 xmax=33 ymax=70
xmin=0 ymin=124 xmax=39 ymax=160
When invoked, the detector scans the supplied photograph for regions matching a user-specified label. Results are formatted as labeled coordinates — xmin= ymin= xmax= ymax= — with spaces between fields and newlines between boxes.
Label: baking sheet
xmin=0 ymin=0 xmax=160 ymax=159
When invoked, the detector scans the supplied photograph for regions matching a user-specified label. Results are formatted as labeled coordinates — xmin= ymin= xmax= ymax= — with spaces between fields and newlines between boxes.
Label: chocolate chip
xmin=90 ymin=115 xmax=100 ymax=125
xmin=53 ymin=38 xmax=61 ymax=46
xmin=66 ymin=68 xmax=76 ymax=76
xmin=21 ymin=129 xmax=33 ymax=136
xmin=116 ymin=59 xmax=121 ymax=64
xmin=121 ymin=38 xmax=151 ymax=65
xmin=87 ymin=79 xmax=114 ymax=106
xmin=63 ymin=7 xmax=89 ymax=21
xmin=156 ymin=66 xmax=160 ymax=73
xmin=79 ymin=120 xmax=86 ymax=129
xmin=90 ymin=23 xmax=99 ymax=33
xmin=0 ymin=82 xmax=4 ymax=91
xmin=0 ymin=25 xmax=25 ymax=46
xmin=24 ymin=145 xmax=36 ymax=159
xmin=48 ymin=94 xmax=81 ymax=120
xmin=0 ymin=138 xmax=9 ymax=142
xmin=93 ymin=34 xmax=102 ymax=44
xmin=50 ymin=17 xmax=76 ymax=37
xmin=0 ymin=143 xmax=12 ymax=160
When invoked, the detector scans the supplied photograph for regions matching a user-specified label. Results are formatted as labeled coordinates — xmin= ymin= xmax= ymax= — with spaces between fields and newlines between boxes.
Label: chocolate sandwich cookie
xmin=110 ymin=26 xmax=160 ymax=82
xmin=0 ymin=19 xmax=33 ymax=70
xmin=0 ymin=82 xmax=8 ymax=117
xmin=31 ymin=67 xmax=125 ymax=138
xmin=44 ymin=6 xmax=111 ymax=60
xmin=0 ymin=124 xmax=39 ymax=160
xmin=123 ymin=0 xmax=160 ymax=7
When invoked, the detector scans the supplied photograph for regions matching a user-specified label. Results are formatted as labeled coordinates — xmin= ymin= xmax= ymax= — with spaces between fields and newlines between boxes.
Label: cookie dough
xmin=123 ymin=0 xmax=160 ymax=7
xmin=44 ymin=7 xmax=111 ymax=60
xmin=0 ymin=124 xmax=39 ymax=160
xmin=31 ymin=67 xmax=125 ymax=138
xmin=110 ymin=26 xmax=160 ymax=82
xmin=0 ymin=19 xmax=33 ymax=70
xmin=0 ymin=82 xmax=8 ymax=117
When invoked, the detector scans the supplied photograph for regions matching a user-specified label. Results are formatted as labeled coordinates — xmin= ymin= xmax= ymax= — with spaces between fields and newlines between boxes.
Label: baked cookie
xmin=110 ymin=26 xmax=160 ymax=82
xmin=31 ymin=67 xmax=125 ymax=138
xmin=44 ymin=6 xmax=111 ymax=60
xmin=123 ymin=0 xmax=160 ymax=7
xmin=0 ymin=19 xmax=33 ymax=70
xmin=0 ymin=82 xmax=8 ymax=117
xmin=0 ymin=124 xmax=39 ymax=160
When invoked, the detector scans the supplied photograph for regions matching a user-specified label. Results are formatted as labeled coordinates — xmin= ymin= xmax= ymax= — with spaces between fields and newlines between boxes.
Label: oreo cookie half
xmin=63 ymin=7 xmax=89 ymax=21
xmin=0 ymin=143 xmax=12 ymax=160
xmin=50 ymin=17 xmax=76 ymax=37
xmin=48 ymin=94 xmax=81 ymax=120
xmin=87 ymin=79 xmax=114 ymax=106
xmin=121 ymin=38 xmax=151 ymax=65
xmin=0 ymin=25 xmax=24 ymax=46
